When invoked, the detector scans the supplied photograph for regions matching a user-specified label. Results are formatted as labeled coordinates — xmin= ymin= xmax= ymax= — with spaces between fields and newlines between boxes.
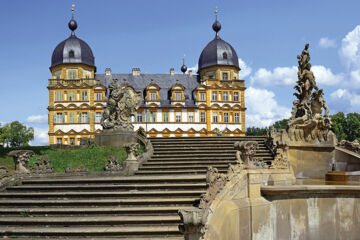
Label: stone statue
xmin=8 ymin=150 xmax=35 ymax=174
xmin=101 ymin=79 xmax=143 ymax=132
xmin=288 ymin=44 xmax=331 ymax=142
xmin=30 ymin=155 xmax=54 ymax=174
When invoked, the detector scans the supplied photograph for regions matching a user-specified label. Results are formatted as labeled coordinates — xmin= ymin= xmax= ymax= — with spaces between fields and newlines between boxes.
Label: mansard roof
xmin=95 ymin=73 xmax=200 ymax=108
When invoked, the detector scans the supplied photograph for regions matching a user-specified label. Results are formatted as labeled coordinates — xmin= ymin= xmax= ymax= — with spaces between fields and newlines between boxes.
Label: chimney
xmin=105 ymin=68 xmax=111 ymax=76
xmin=188 ymin=70 xmax=193 ymax=76
xmin=170 ymin=68 xmax=175 ymax=76
xmin=132 ymin=68 xmax=141 ymax=76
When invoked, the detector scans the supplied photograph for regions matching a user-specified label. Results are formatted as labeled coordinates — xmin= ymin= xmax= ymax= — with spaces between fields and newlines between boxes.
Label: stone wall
xmin=334 ymin=146 xmax=360 ymax=171
xmin=202 ymin=169 xmax=360 ymax=240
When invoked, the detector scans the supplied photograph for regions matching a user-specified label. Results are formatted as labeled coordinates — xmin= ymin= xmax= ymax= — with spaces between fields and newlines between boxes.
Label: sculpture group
xmin=101 ymin=79 xmax=143 ymax=132
xmin=288 ymin=44 xmax=331 ymax=142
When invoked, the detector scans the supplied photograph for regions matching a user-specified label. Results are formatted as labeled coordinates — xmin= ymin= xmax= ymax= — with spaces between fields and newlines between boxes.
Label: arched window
xmin=223 ymin=52 xmax=228 ymax=59
xmin=69 ymin=50 xmax=75 ymax=58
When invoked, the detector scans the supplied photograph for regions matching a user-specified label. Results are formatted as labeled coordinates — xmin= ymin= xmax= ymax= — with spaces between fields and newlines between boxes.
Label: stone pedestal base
xmin=123 ymin=160 xmax=140 ymax=175
xmin=288 ymin=142 xmax=335 ymax=179
xmin=95 ymin=129 xmax=137 ymax=147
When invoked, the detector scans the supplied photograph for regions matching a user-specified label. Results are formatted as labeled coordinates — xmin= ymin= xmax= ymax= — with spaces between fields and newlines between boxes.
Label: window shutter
xmin=87 ymin=112 xmax=90 ymax=123
xmin=62 ymin=113 xmax=65 ymax=123
xmin=53 ymin=112 xmax=56 ymax=123
xmin=92 ymin=112 xmax=95 ymax=123
xmin=78 ymin=112 xmax=81 ymax=123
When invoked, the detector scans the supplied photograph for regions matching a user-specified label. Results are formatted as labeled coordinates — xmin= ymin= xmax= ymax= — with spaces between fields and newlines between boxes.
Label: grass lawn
xmin=0 ymin=146 xmax=127 ymax=173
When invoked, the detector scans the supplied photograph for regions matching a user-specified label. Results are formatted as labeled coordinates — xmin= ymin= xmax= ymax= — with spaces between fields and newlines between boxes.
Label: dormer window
xmin=223 ymin=52 xmax=228 ymax=59
xmin=176 ymin=93 xmax=181 ymax=101
xmin=145 ymin=82 xmax=160 ymax=103
xmin=223 ymin=72 xmax=228 ymax=80
xmin=69 ymin=50 xmax=75 ymax=58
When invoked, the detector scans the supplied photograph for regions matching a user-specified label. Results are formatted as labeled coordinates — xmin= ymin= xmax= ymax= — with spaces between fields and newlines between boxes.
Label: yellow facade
xmin=48 ymin=63 xmax=106 ymax=145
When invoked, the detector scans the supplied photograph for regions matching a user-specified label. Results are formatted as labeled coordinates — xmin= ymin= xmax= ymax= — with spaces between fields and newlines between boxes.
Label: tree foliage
xmin=331 ymin=112 xmax=360 ymax=142
xmin=273 ymin=119 xmax=289 ymax=130
xmin=0 ymin=121 xmax=34 ymax=147
xmin=246 ymin=127 xmax=268 ymax=136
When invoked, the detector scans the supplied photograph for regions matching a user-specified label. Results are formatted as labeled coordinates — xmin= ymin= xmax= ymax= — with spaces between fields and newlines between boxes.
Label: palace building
xmin=48 ymin=8 xmax=246 ymax=145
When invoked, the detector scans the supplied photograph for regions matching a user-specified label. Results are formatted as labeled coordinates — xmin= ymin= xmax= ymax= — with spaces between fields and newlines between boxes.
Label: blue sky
xmin=1 ymin=0 xmax=360 ymax=145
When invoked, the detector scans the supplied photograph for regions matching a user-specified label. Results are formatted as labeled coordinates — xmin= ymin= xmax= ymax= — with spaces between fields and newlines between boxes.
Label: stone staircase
xmin=0 ymin=136 xmax=272 ymax=239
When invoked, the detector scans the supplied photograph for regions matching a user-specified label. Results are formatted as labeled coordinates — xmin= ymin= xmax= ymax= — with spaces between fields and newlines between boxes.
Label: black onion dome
xmin=181 ymin=64 xmax=187 ymax=73
xmin=51 ymin=17 xmax=95 ymax=69
xmin=198 ymin=18 xmax=239 ymax=71
xmin=198 ymin=37 xmax=239 ymax=71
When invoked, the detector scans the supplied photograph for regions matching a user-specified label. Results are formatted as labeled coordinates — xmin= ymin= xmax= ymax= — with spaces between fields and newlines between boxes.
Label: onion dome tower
xmin=50 ymin=5 xmax=96 ymax=75
xmin=198 ymin=8 xmax=240 ymax=79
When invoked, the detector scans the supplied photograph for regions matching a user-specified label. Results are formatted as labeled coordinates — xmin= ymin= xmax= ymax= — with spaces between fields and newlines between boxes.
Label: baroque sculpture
xmin=8 ymin=150 xmax=35 ymax=174
xmin=30 ymin=155 xmax=54 ymax=174
xmin=288 ymin=44 xmax=331 ymax=142
xmin=104 ymin=156 xmax=123 ymax=171
xmin=234 ymin=141 xmax=267 ymax=169
xmin=101 ymin=79 xmax=143 ymax=132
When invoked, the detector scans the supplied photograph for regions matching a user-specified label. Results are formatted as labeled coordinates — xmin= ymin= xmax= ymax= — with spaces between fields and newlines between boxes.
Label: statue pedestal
xmin=284 ymin=132 xmax=336 ymax=179
xmin=95 ymin=129 xmax=137 ymax=147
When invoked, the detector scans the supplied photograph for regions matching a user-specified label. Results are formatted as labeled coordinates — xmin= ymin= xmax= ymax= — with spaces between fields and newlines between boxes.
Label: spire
xmin=181 ymin=54 xmax=187 ymax=74
xmin=68 ymin=4 xmax=78 ymax=36
xmin=212 ymin=6 xmax=221 ymax=38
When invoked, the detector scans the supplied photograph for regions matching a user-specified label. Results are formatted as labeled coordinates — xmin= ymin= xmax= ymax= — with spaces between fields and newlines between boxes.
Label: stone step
xmin=135 ymin=169 xmax=228 ymax=175
xmin=0 ymin=190 xmax=206 ymax=199
xmin=0 ymin=225 xmax=182 ymax=238
xmin=0 ymin=215 xmax=181 ymax=226
xmin=151 ymin=153 xmax=272 ymax=158
xmin=6 ymin=183 xmax=207 ymax=192
xmin=138 ymin=164 xmax=230 ymax=170
xmin=143 ymin=161 xmax=237 ymax=166
xmin=22 ymin=175 xmax=206 ymax=185
xmin=0 ymin=198 xmax=197 ymax=207
xmin=153 ymin=149 xmax=270 ymax=153
xmin=148 ymin=157 xmax=273 ymax=161
xmin=151 ymin=142 xmax=266 ymax=146
xmin=0 ymin=206 xmax=194 ymax=216
xmin=149 ymin=137 xmax=266 ymax=141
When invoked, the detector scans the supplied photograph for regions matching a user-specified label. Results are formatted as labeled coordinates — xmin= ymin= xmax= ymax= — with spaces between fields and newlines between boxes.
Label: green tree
xmin=0 ymin=121 xmax=34 ymax=147
xmin=346 ymin=113 xmax=360 ymax=141
xmin=273 ymin=119 xmax=288 ymax=130
xmin=330 ymin=112 xmax=360 ymax=142
xmin=246 ymin=127 xmax=268 ymax=136
xmin=331 ymin=112 xmax=347 ymax=141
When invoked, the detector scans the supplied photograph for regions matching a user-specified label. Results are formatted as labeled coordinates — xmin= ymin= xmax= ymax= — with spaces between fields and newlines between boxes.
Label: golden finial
xmin=215 ymin=6 xmax=218 ymax=16
xmin=71 ymin=4 xmax=75 ymax=17
xmin=183 ymin=54 xmax=186 ymax=64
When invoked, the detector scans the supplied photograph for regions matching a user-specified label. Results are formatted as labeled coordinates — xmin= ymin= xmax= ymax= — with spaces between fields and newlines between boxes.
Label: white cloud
xmin=238 ymin=58 xmax=252 ymax=79
xmin=30 ymin=127 xmax=49 ymax=146
xmin=186 ymin=64 xmax=198 ymax=74
xmin=26 ymin=115 xmax=48 ymax=124
xmin=339 ymin=25 xmax=360 ymax=71
xmin=245 ymin=87 xmax=291 ymax=128
xmin=319 ymin=37 xmax=337 ymax=48
xmin=312 ymin=65 xmax=344 ymax=86
xmin=330 ymin=89 xmax=360 ymax=112
xmin=250 ymin=66 xmax=298 ymax=87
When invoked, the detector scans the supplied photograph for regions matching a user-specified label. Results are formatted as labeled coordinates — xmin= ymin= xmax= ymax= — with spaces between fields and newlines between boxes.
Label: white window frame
xmin=200 ymin=92 xmax=205 ymax=101
xmin=224 ymin=112 xmax=229 ymax=123
xmin=212 ymin=91 xmax=217 ymax=101
xmin=213 ymin=112 xmax=218 ymax=123
xmin=200 ymin=112 xmax=206 ymax=123
xmin=188 ymin=112 xmax=194 ymax=122
xmin=235 ymin=113 xmax=240 ymax=123
xmin=176 ymin=112 xmax=181 ymax=122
